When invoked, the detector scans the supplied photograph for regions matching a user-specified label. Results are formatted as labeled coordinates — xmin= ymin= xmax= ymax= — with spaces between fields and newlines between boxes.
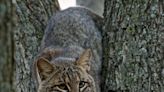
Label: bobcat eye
xmin=57 ymin=84 xmax=68 ymax=90
xmin=79 ymin=81 xmax=86 ymax=88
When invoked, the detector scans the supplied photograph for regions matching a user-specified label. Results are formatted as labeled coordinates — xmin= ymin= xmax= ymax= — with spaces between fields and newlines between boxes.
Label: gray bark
xmin=14 ymin=0 xmax=60 ymax=92
xmin=0 ymin=0 xmax=15 ymax=92
xmin=14 ymin=0 xmax=164 ymax=92
xmin=102 ymin=0 xmax=164 ymax=92
xmin=76 ymin=0 xmax=104 ymax=16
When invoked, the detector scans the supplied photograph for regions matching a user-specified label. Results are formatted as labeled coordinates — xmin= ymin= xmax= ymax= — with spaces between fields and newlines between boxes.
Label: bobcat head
xmin=35 ymin=49 xmax=96 ymax=92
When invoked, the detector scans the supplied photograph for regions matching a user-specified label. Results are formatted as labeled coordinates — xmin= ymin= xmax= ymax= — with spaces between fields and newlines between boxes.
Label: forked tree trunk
xmin=14 ymin=0 xmax=60 ymax=92
xmin=102 ymin=0 xmax=164 ymax=92
xmin=0 ymin=0 xmax=15 ymax=92
xmin=13 ymin=0 xmax=164 ymax=92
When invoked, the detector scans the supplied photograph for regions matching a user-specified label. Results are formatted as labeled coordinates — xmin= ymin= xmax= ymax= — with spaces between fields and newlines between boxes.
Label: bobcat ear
xmin=75 ymin=49 xmax=92 ymax=72
xmin=36 ymin=57 xmax=54 ymax=81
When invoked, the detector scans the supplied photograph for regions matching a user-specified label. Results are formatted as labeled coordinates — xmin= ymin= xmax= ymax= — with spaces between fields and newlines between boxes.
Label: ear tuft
xmin=36 ymin=57 xmax=54 ymax=81
xmin=75 ymin=49 xmax=92 ymax=72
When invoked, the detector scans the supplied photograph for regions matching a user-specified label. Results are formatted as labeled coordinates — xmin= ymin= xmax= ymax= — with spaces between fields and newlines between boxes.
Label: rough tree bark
xmin=14 ymin=0 xmax=164 ymax=92
xmin=0 ymin=0 xmax=15 ymax=92
xmin=102 ymin=0 xmax=164 ymax=92
xmin=14 ymin=0 xmax=60 ymax=92
xmin=76 ymin=0 xmax=104 ymax=16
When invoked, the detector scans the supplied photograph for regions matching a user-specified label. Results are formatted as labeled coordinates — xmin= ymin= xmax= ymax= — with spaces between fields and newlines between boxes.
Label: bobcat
xmin=34 ymin=7 xmax=102 ymax=92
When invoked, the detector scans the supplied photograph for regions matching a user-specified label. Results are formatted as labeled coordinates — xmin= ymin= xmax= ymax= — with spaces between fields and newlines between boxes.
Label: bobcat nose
xmin=70 ymin=87 xmax=79 ymax=92
xmin=69 ymin=90 xmax=78 ymax=92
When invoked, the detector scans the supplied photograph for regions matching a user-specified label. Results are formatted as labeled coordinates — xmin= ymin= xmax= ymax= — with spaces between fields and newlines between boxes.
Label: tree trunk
xmin=14 ymin=0 xmax=164 ymax=92
xmin=102 ymin=0 xmax=164 ymax=92
xmin=14 ymin=0 xmax=60 ymax=92
xmin=76 ymin=0 xmax=104 ymax=16
xmin=0 ymin=0 xmax=15 ymax=92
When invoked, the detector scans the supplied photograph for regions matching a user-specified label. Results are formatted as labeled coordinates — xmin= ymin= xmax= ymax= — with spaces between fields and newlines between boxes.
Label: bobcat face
xmin=35 ymin=49 xmax=96 ymax=92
